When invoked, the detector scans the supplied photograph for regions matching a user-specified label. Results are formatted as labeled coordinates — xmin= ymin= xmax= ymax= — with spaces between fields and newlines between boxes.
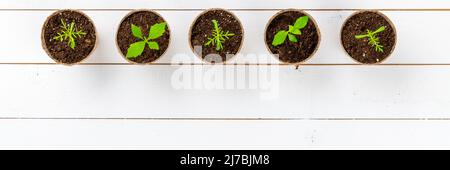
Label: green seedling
xmin=53 ymin=19 xmax=86 ymax=50
xmin=272 ymin=16 xmax=309 ymax=46
xmin=355 ymin=26 xmax=385 ymax=53
xmin=204 ymin=20 xmax=235 ymax=51
xmin=126 ymin=22 xmax=167 ymax=59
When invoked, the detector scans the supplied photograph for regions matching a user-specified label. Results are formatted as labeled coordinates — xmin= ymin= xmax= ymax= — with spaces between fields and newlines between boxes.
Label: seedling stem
xmin=355 ymin=26 xmax=385 ymax=53
xmin=126 ymin=22 xmax=167 ymax=59
xmin=53 ymin=19 xmax=86 ymax=50
xmin=272 ymin=16 xmax=309 ymax=47
xmin=204 ymin=20 xmax=235 ymax=51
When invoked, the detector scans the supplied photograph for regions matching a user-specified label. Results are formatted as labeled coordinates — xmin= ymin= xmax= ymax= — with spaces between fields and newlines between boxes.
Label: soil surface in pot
xmin=190 ymin=9 xmax=243 ymax=63
xmin=265 ymin=10 xmax=320 ymax=64
xmin=42 ymin=10 xmax=96 ymax=64
xmin=341 ymin=11 xmax=396 ymax=64
xmin=117 ymin=11 xmax=170 ymax=63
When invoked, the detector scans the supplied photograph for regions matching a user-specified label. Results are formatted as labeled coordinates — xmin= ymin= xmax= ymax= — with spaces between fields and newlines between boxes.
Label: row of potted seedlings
xmin=41 ymin=9 xmax=396 ymax=65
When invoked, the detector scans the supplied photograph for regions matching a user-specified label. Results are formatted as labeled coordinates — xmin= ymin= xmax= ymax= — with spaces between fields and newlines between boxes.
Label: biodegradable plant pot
xmin=265 ymin=9 xmax=320 ymax=64
xmin=341 ymin=11 xmax=397 ymax=64
xmin=41 ymin=10 xmax=97 ymax=65
xmin=189 ymin=8 xmax=244 ymax=63
xmin=116 ymin=10 xmax=171 ymax=64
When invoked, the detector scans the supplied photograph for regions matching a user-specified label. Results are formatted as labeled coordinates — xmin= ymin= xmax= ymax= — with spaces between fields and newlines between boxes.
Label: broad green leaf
xmin=288 ymin=34 xmax=298 ymax=42
xmin=288 ymin=25 xmax=294 ymax=32
xmin=147 ymin=41 xmax=160 ymax=50
xmin=148 ymin=22 xmax=167 ymax=40
xmin=294 ymin=16 xmax=309 ymax=29
xmin=291 ymin=28 xmax=301 ymax=35
xmin=131 ymin=24 xmax=143 ymax=39
xmin=272 ymin=31 xmax=288 ymax=46
xmin=126 ymin=41 xmax=146 ymax=58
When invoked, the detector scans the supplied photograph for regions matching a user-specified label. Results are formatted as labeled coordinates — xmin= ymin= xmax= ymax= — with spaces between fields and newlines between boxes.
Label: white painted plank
xmin=1 ymin=119 xmax=449 ymax=149
xmin=0 ymin=119 xmax=310 ymax=149
xmin=0 ymin=65 xmax=449 ymax=118
xmin=0 ymin=10 xmax=449 ymax=64
xmin=2 ymin=0 xmax=450 ymax=150
xmin=311 ymin=120 xmax=450 ymax=149
xmin=1 ymin=0 xmax=450 ymax=9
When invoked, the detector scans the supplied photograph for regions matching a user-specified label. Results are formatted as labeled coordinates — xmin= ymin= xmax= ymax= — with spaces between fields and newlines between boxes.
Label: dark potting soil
xmin=341 ymin=11 xmax=396 ymax=64
xmin=190 ymin=9 xmax=243 ymax=63
xmin=265 ymin=10 xmax=320 ymax=64
xmin=42 ymin=10 xmax=96 ymax=64
xmin=117 ymin=11 xmax=170 ymax=63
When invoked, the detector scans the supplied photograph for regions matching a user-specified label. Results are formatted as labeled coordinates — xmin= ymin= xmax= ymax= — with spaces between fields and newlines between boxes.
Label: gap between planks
xmin=1 ymin=63 xmax=450 ymax=67
xmin=2 ymin=9 xmax=450 ymax=11
xmin=0 ymin=117 xmax=449 ymax=121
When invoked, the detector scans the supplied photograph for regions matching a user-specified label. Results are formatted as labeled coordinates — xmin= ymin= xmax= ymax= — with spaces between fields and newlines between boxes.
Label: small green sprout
xmin=204 ymin=20 xmax=235 ymax=51
xmin=53 ymin=19 xmax=86 ymax=50
xmin=126 ymin=22 xmax=167 ymax=59
xmin=355 ymin=26 xmax=385 ymax=53
xmin=272 ymin=16 xmax=309 ymax=46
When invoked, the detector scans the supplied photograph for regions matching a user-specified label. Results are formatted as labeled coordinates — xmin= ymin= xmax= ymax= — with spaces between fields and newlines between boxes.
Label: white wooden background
xmin=1 ymin=0 xmax=450 ymax=149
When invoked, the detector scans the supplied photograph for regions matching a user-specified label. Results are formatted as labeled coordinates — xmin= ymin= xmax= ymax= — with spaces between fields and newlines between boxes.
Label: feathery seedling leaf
xmin=126 ymin=22 xmax=166 ymax=59
xmin=272 ymin=16 xmax=309 ymax=47
xmin=52 ymin=19 xmax=86 ymax=50
xmin=204 ymin=20 xmax=235 ymax=51
xmin=355 ymin=26 xmax=385 ymax=53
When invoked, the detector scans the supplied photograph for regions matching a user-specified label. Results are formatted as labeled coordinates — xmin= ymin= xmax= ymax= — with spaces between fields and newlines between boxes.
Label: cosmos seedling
xmin=126 ymin=22 xmax=167 ymax=59
xmin=272 ymin=16 xmax=309 ymax=46
xmin=355 ymin=26 xmax=385 ymax=53
xmin=53 ymin=19 xmax=86 ymax=50
xmin=204 ymin=20 xmax=235 ymax=51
